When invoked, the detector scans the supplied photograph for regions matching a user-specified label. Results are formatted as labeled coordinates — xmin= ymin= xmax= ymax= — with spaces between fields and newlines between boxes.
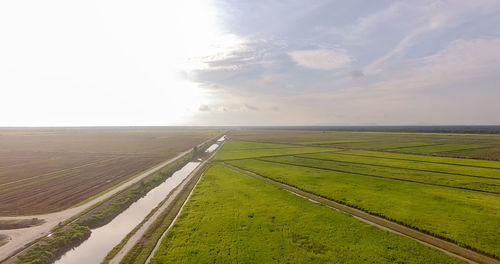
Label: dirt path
xmin=223 ymin=163 xmax=500 ymax=264
xmin=108 ymin=141 xmax=224 ymax=264
xmin=0 ymin=139 xmax=215 ymax=263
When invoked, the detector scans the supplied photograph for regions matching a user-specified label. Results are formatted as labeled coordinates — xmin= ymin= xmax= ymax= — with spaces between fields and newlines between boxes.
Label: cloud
xmin=197 ymin=103 xmax=260 ymax=113
xmin=288 ymin=49 xmax=352 ymax=70
xmin=244 ymin=104 xmax=259 ymax=111
xmin=199 ymin=104 xmax=210 ymax=111
xmin=349 ymin=70 xmax=364 ymax=79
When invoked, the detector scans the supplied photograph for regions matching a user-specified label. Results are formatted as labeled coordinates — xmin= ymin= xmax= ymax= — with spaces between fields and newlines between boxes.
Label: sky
xmin=1 ymin=0 xmax=499 ymax=126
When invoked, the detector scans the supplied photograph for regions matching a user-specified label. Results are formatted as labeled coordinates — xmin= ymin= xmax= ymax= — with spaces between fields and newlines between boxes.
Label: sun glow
xmin=0 ymin=0 xmax=235 ymax=126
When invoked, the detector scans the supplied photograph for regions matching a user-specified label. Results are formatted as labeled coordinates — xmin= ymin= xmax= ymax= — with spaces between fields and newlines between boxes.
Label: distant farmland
xmin=216 ymin=139 xmax=500 ymax=259
xmin=0 ymin=128 xmax=221 ymax=215
xmin=229 ymin=130 xmax=500 ymax=160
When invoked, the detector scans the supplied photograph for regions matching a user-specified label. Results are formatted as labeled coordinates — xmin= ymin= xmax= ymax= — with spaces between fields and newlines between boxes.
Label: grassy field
xmin=14 ymin=224 xmax=91 ymax=264
xmin=0 ymin=128 xmax=221 ymax=215
xmin=220 ymin=140 xmax=500 ymax=258
xmin=214 ymin=145 xmax=334 ymax=161
xmin=229 ymin=130 xmax=500 ymax=160
xmin=150 ymin=164 xmax=464 ymax=263
xmin=259 ymin=155 xmax=500 ymax=193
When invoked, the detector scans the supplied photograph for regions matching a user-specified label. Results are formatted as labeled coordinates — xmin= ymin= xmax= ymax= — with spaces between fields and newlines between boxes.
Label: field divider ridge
xmin=293 ymin=155 xmax=500 ymax=181
xmin=222 ymin=162 xmax=499 ymax=264
xmin=254 ymin=158 xmax=500 ymax=196
xmin=335 ymin=151 xmax=500 ymax=171
xmin=381 ymin=143 xmax=445 ymax=150
xmin=218 ymin=149 xmax=343 ymax=162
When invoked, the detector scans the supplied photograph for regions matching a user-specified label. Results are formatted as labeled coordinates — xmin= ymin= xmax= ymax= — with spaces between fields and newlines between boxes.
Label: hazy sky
xmin=1 ymin=0 xmax=499 ymax=126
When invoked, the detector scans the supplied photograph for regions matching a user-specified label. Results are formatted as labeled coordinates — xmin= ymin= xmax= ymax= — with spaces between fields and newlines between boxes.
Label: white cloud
xmin=288 ymin=49 xmax=352 ymax=70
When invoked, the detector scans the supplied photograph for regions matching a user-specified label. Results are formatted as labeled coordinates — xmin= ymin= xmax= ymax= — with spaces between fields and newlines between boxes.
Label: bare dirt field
xmin=0 ymin=127 xmax=221 ymax=216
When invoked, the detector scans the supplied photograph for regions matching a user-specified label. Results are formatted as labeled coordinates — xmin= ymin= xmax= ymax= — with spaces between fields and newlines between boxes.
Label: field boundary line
xmin=254 ymin=158 xmax=500 ymax=195
xmin=227 ymin=138 xmax=500 ymax=164
xmin=222 ymin=163 xmax=499 ymax=264
xmin=382 ymin=143 xmax=445 ymax=150
xmin=293 ymin=155 xmax=500 ymax=181
xmin=429 ymin=146 xmax=491 ymax=154
xmin=335 ymin=151 xmax=500 ymax=171
xmin=218 ymin=150 xmax=343 ymax=162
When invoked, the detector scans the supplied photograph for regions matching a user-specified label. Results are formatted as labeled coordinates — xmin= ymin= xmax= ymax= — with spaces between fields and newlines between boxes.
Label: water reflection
xmin=54 ymin=162 xmax=200 ymax=264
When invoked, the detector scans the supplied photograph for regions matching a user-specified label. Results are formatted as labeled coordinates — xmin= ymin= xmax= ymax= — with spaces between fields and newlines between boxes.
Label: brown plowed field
xmin=0 ymin=128 xmax=221 ymax=215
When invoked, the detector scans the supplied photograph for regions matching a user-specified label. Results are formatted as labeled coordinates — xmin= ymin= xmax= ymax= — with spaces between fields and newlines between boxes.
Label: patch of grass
xmin=390 ymin=144 xmax=483 ymax=154
xmin=262 ymin=156 xmax=500 ymax=193
xmin=214 ymin=141 xmax=336 ymax=161
xmin=149 ymin=164 xmax=464 ymax=263
xmin=228 ymin=130 xmax=500 ymax=160
xmin=226 ymin=158 xmax=500 ymax=258
xmin=15 ymin=224 xmax=91 ymax=264
xmin=0 ymin=234 xmax=8 ymax=248
xmin=303 ymin=151 xmax=500 ymax=179
xmin=337 ymin=149 xmax=500 ymax=169
xmin=220 ymin=140 xmax=299 ymax=151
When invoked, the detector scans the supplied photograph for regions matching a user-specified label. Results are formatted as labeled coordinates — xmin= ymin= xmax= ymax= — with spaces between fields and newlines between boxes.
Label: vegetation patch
xmin=215 ymin=141 xmax=335 ymax=161
xmin=226 ymin=158 xmax=500 ymax=258
xmin=14 ymin=224 xmax=90 ymax=264
xmin=0 ymin=234 xmax=8 ymax=248
xmin=262 ymin=155 xmax=500 ymax=193
xmin=305 ymin=151 xmax=500 ymax=179
xmin=228 ymin=130 xmax=500 ymax=160
xmin=149 ymin=164 xmax=464 ymax=263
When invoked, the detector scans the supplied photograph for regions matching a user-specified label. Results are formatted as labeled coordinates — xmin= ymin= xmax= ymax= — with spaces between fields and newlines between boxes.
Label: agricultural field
xmin=0 ymin=128 xmax=221 ymax=215
xmin=228 ymin=130 xmax=500 ymax=160
xmin=214 ymin=139 xmax=500 ymax=259
xmin=150 ymin=163 xmax=464 ymax=263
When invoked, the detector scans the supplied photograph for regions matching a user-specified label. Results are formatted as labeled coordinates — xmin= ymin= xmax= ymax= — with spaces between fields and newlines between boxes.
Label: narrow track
xmin=223 ymin=163 xmax=500 ymax=264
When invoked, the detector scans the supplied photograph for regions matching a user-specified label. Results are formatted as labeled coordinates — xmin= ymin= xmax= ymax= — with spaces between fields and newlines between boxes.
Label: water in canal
xmin=54 ymin=161 xmax=200 ymax=264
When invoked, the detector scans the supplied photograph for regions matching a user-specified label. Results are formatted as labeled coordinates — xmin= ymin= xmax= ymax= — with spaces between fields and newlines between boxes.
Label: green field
xmin=229 ymin=130 xmax=500 ymax=160
xmin=218 ymin=140 xmax=500 ymax=258
xmin=150 ymin=164 xmax=464 ymax=263
xmin=258 ymin=155 xmax=500 ymax=193
xmin=214 ymin=145 xmax=334 ymax=161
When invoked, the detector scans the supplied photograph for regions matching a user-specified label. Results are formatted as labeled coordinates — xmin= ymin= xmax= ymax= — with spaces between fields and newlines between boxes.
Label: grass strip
xmin=14 ymin=224 xmax=91 ymax=264
xmin=260 ymin=156 xmax=500 ymax=194
xmin=305 ymin=151 xmax=500 ymax=179
xmin=338 ymin=149 xmax=500 ymax=170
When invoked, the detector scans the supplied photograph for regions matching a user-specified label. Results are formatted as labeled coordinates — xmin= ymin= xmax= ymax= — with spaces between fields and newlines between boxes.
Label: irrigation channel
xmin=54 ymin=136 xmax=226 ymax=264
